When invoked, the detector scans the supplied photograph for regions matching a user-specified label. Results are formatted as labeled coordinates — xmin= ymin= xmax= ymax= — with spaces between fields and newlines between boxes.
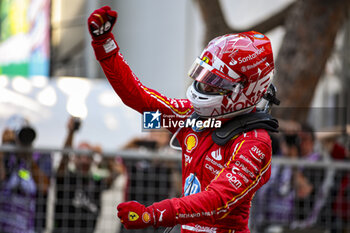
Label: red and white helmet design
xmin=186 ymin=31 xmax=274 ymax=118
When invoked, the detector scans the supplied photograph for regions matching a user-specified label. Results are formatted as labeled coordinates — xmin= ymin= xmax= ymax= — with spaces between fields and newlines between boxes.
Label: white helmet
xmin=186 ymin=31 xmax=274 ymax=118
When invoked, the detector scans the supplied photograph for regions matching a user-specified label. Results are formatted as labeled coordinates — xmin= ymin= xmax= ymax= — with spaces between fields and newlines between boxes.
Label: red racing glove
xmin=117 ymin=200 xmax=176 ymax=229
xmin=87 ymin=6 xmax=117 ymax=40
xmin=88 ymin=6 xmax=119 ymax=60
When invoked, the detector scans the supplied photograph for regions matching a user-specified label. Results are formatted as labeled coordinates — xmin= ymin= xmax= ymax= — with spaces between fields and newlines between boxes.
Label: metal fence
xmin=1 ymin=146 xmax=350 ymax=233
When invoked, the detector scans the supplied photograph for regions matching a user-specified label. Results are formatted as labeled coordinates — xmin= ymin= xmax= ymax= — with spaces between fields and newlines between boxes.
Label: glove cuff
xmin=91 ymin=34 xmax=119 ymax=61
xmin=150 ymin=199 xmax=177 ymax=228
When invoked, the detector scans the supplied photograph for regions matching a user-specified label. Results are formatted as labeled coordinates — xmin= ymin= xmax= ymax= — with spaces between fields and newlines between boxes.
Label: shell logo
xmin=185 ymin=134 xmax=198 ymax=152
xmin=142 ymin=212 xmax=151 ymax=223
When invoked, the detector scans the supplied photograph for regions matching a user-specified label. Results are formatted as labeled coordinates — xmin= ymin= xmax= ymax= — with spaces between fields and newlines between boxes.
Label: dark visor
xmin=188 ymin=58 xmax=241 ymax=92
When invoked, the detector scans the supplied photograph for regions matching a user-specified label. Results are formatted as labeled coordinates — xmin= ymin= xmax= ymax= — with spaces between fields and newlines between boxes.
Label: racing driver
xmin=88 ymin=6 xmax=279 ymax=233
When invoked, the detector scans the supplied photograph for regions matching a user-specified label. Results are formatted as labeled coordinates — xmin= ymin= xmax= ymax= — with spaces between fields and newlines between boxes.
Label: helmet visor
xmin=188 ymin=58 xmax=241 ymax=93
xmin=195 ymin=81 xmax=230 ymax=95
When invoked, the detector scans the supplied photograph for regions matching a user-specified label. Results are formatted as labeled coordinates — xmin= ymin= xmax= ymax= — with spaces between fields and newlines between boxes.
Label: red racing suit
xmin=92 ymin=35 xmax=272 ymax=233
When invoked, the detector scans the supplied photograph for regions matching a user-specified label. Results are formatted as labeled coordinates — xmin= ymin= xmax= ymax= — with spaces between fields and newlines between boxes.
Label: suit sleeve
xmin=170 ymin=138 xmax=272 ymax=225
xmin=91 ymin=35 xmax=193 ymax=132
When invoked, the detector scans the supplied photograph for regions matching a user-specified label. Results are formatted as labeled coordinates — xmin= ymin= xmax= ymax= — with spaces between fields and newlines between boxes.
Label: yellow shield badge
xmin=128 ymin=211 xmax=139 ymax=221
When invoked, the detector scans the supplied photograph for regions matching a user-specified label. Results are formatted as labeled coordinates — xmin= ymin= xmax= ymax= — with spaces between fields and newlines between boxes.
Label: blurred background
xmin=0 ymin=0 xmax=349 ymax=148
xmin=0 ymin=0 xmax=350 ymax=233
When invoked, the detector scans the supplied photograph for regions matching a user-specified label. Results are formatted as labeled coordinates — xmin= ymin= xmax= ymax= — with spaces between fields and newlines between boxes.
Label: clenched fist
xmin=88 ymin=6 xmax=117 ymax=40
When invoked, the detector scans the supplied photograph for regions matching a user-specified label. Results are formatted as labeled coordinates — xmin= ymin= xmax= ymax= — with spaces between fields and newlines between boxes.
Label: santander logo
xmin=229 ymin=59 xmax=238 ymax=66
xmin=211 ymin=148 xmax=222 ymax=161
xmin=237 ymin=47 xmax=265 ymax=64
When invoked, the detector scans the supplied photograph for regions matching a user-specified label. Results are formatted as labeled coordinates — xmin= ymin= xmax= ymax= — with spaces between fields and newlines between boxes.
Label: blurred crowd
xmin=252 ymin=120 xmax=350 ymax=233
xmin=0 ymin=114 xmax=181 ymax=233
xmin=0 ymin=115 xmax=129 ymax=233
xmin=0 ymin=114 xmax=349 ymax=233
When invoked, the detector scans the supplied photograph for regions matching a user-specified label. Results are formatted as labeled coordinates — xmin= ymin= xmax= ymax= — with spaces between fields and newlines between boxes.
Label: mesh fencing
xmin=250 ymin=157 xmax=350 ymax=233
xmin=1 ymin=146 xmax=350 ymax=233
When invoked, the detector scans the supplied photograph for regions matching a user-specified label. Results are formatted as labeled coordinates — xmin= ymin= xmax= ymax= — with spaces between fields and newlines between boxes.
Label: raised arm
xmin=57 ymin=116 xmax=80 ymax=174
xmin=87 ymin=6 xmax=193 ymax=122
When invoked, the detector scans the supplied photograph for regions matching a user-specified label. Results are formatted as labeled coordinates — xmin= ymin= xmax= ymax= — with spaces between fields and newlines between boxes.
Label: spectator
xmin=319 ymin=131 xmax=350 ymax=233
xmin=94 ymin=156 xmax=127 ymax=233
xmin=122 ymin=128 xmax=173 ymax=152
xmin=122 ymin=129 xmax=180 ymax=204
xmin=252 ymin=132 xmax=298 ymax=233
xmin=289 ymin=123 xmax=328 ymax=232
xmin=0 ymin=115 xmax=50 ymax=233
xmin=53 ymin=116 xmax=125 ymax=233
